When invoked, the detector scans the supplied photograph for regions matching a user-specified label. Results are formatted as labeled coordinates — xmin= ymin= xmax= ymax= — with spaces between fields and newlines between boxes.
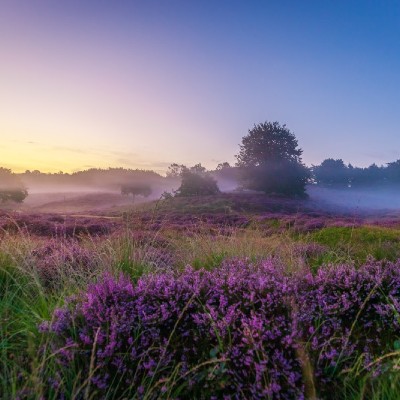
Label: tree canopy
xmin=174 ymin=164 xmax=220 ymax=197
xmin=236 ymin=121 xmax=309 ymax=196
xmin=312 ymin=159 xmax=350 ymax=185
xmin=0 ymin=168 xmax=28 ymax=203
xmin=236 ymin=121 xmax=303 ymax=167
xmin=121 ymin=184 xmax=152 ymax=198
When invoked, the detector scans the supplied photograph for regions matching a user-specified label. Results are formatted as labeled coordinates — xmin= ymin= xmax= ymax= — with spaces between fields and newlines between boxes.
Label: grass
xmin=306 ymin=226 xmax=400 ymax=266
xmin=1 ymin=205 xmax=400 ymax=398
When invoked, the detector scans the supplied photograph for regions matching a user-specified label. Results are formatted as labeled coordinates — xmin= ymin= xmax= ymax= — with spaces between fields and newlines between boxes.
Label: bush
xmin=41 ymin=260 xmax=302 ymax=399
xmin=296 ymin=261 xmax=400 ymax=396
xmin=176 ymin=166 xmax=220 ymax=197
xmin=121 ymin=184 xmax=152 ymax=198
xmin=0 ymin=188 xmax=28 ymax=203
xmin=40 ymin=258 xmax=400 ymax=398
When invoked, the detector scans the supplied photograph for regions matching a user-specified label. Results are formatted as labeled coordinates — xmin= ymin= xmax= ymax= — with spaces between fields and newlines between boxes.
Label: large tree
xmin=235 ymin=121 xmax=309 ymax=196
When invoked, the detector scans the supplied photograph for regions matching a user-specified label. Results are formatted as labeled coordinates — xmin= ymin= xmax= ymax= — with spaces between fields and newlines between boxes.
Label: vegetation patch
xmin=308 ymin=226 xmax=400 ymax=265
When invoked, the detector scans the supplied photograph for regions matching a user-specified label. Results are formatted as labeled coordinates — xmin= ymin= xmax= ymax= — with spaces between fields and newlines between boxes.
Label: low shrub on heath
xmin=41 ymin=260 xmax=303 ymax=399
xmin=40 ymin=258 xmax=400 ymax=399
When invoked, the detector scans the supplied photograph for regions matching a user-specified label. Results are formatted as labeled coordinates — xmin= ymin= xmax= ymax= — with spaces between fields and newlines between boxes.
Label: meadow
xmin=2 ymin=192 xmax=400 ymax=399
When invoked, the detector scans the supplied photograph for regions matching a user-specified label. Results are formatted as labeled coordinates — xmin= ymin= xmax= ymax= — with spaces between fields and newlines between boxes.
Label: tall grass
xmin=1 ymin=218 xmax=400 ymax=398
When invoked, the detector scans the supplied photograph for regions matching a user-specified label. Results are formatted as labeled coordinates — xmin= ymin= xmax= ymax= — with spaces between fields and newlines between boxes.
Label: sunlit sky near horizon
xmin=1 ymin=0 xmax=400 ymax=173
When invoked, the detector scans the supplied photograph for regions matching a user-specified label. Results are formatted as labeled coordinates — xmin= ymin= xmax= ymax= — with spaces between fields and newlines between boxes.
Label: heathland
xmin=2 ymin=189 xmax=400 ymax=399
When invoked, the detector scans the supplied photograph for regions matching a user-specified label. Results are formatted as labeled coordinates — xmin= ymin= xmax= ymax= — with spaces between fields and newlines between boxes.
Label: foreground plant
xmin=39 ymin=258 xmax=400 ymax=399
xmin=41 ymin=260 xmax=302 ymax=399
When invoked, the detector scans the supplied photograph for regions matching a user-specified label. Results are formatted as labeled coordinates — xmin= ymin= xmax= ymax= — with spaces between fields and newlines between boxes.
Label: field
xmin=2 ymin=192 xmax=400 ymax=399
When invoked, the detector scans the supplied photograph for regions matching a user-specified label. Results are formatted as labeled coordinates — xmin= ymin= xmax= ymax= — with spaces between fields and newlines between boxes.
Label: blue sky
xmin=1 ymin=0 xmax=399 ymax=172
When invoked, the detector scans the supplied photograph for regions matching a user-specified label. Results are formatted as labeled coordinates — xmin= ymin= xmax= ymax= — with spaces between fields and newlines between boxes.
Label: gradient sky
xmin=1 ymin=0 xmax=400 ymax=173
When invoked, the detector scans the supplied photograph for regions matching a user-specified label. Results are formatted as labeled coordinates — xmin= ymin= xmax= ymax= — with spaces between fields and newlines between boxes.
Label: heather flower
xmin=40 ymin=258 xmax=400 ymax=398
xmin=42 ymin=260 xmax=303 ymax=398
xmin=295 ymin=260 xmax=400 ymax=395
xmin=30 ymin=239 xmax=99 ymax=287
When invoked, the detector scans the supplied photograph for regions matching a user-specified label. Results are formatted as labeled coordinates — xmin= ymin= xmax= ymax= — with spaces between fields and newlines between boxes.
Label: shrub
xmin=176 ymin=167 xmax=220 ymax=197
xmin=30 ymin=239 xmax=100 ymax=288
xmin=40 ymin=259 xmax=400 ymax=398
xmin=41 ymin=260 xmax=302 ymax=399
xmin=121 ymin=184 xmax=152 ymax=198
xmin=0 ymin=188 xmax=28 ymax=203
xmin=295 ymin=261 xmax=400 ymax=396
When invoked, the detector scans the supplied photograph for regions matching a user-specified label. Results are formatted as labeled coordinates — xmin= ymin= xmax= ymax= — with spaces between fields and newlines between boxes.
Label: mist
xmin=307 ymin=185 xmax=400 ymax=214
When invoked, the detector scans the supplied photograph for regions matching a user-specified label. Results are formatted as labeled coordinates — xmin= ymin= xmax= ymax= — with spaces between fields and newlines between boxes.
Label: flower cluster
xmin=0 ymin=213 xmax=117 ymax=237
xmin=295 ymin=260 xmax=400 ymax=396
xmin=42 ymin=260 xmax=302 ymax=399
xmin=41 ymin=258 xmax=400 ymax=398
xmin=31 ymin=239 xmax=99 ymax=287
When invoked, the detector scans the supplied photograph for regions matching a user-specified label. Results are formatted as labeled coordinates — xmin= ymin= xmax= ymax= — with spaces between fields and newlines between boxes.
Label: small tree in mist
xmin=236 ymin=121 xmax=309 ymax=196
xmin=175 ymin=164 xmax=220 ymax=197
xmin=216 ymin=162 xmax=231 ymax=171
xmin=166 ymin=163 xmax=186 ymax=178
xmin=0 ymin=189 xmax=28 ymax=203
xmin=121 ymin=184 xmax=152 ymax=201
xmin=0 ymin=168 xmax=28 ymax=203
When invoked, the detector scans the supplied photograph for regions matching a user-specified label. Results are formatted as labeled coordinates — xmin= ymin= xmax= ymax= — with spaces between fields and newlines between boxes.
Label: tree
xmin=312 ymin=159 xmax=350 ymax=186
xmin=0 ymin=189 xmax=28 ymax=203
xmin=166 ymin=163 xmax=186 ymax=178
xmin=386 ymin=160 xmax=400 ymax=183
xmin=216 ymin=162 xmax=231 ymax=171
xmin=121 ymin=184 xmax=152 ymax=200
xmin=175 ymin=164 xmax=220 ymax=197
xmin=236 ymin=121 xmax=302 ymax=166
xmin=0 ymin=168 xmax=28 ymax=203
xmin=235 ymin=121 xmax=309 ymax=196
xmin=348 ymin=163 xmax=384 ymax=187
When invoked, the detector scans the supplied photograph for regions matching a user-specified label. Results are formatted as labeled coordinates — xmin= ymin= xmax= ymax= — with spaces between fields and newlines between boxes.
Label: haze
xmin=1 ymin=1 xmax=400 ymax=173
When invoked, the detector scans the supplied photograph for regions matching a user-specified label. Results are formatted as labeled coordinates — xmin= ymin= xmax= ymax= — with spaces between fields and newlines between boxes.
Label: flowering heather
xmin=30 ymin=239 xmax=100 ymax=287
xmin=130 ymin=246 xmax=175 ymax=271
xmin=292 ymin=242 xmax=328 ymax=259
xmin=130 ymin=231 xmax=173 ymax=249
xmin=0 ymin=213 xmax=118 ymax=237
xmin=42 ymin=260 xmax=303 ymax=399
xmin=295 ymin=260 xmax=400 ymax=396
xmin=40 ymin=258 xmax=400 ymax=398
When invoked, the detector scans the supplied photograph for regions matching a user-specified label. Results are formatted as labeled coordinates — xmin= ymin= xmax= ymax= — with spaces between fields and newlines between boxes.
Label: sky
xmin=1 ymin=0 xmax=400 ymax=173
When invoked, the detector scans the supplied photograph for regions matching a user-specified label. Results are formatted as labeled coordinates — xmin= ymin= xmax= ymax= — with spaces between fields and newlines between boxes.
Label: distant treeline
xmin=0 ymin=167 xmax=172 ymax=203
xmin=2 ymin=136 xmax=400 ymax=205
xmin=312 ymin=159 xmax=400 ymax=187
xmin=19 ymin=168 xmax=164 ymax=189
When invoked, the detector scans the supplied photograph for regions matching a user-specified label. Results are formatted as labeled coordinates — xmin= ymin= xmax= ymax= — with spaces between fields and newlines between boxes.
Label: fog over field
xmin=306 ymin=185 xmax=400 ymax=214
xmin=8 ymin=179 xmax=400 ymax=216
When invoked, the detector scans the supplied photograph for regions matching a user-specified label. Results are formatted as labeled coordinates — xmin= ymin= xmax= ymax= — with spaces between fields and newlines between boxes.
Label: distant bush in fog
xmin=0 ymin=167 xmax=28 ymax=203
xmin=172 ymin=163 xmax=220 ymax=196
xmin=121 ymin=183 xmax=152 ymax=198
xmin=0 ymin=188 xmax=28 ymax=203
